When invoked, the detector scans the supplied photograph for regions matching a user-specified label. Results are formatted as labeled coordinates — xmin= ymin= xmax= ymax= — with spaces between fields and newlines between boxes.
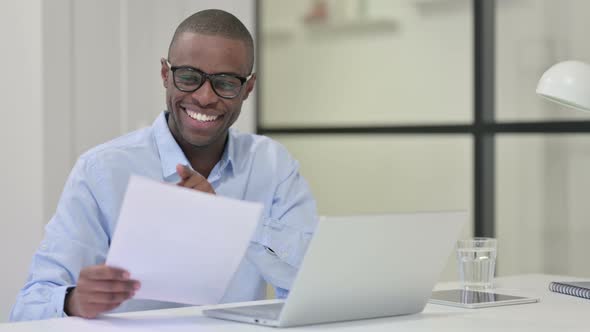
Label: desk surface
xmin=3 ymin=274 xmax=589 ymax=331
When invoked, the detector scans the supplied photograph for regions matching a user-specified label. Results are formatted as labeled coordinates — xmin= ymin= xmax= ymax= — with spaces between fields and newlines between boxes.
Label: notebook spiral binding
xmin=549 ymin=282 xmax=590 ymax=300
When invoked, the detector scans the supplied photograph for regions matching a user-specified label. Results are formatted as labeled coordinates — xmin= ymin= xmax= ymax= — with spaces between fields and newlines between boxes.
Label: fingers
xmin=176 ymin=164 xmax=204 ymax=182
xmin=80 ymin=291 xmax=135 ymax=305
xmin=77 ymin=279 xmax=140 ymax=293
xmin=70 ymin=265 xmax=141 ymax=318
xmin=176 ymin=164 xmax=192 ymax=180
xmin=78 ymin=266 xmax=140 ymax=292
xmin=180 ymin=177 xmax=215 ymax=193
xmin=176 ymin=164 xmax=215 ymax=194
xmin=80 ymin=265 xmax=130 ymax=281
xmin=181 ymin=173 xmax=207 ymax=188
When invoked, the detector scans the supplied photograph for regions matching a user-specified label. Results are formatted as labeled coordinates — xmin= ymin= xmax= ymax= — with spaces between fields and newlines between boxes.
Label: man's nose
xmin=191 ymin=79 xmax=218 ymax=106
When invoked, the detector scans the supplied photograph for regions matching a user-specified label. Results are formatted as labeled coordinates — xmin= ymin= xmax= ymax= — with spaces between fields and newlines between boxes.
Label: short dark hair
xmin=168 ymin=9 xmax=254 ymax=73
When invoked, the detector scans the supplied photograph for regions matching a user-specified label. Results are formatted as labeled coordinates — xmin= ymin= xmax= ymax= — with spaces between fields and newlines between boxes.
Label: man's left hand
xmin=176 ymin=164 xmax=216 ymax=194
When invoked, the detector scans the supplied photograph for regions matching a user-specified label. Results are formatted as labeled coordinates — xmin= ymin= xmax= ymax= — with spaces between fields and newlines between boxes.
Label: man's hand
xmin=176 ymin=164 xmax=216 ymax=194
xmin=65 ymin=265 xmax=140 ymax=319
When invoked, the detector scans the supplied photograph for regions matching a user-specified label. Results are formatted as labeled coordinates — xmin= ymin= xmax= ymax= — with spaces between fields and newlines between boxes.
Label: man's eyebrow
xmin=173 ymin=64 xmax=245 ymax=77
xmin=170 ymin=59 xmax=248 ymax=74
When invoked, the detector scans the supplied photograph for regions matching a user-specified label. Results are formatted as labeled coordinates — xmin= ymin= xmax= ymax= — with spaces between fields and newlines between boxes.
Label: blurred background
xmin=2 ymin=0 xmax=590 ymax=321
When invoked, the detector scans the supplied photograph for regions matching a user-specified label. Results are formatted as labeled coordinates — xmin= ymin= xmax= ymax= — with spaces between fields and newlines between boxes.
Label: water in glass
xmin=457 ymin=246 xmax=496 ymax=290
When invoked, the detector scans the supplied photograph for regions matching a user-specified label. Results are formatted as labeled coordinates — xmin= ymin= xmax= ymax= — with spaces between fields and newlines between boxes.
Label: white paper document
xmin=106 ymin=175 xmax=263 ymax=305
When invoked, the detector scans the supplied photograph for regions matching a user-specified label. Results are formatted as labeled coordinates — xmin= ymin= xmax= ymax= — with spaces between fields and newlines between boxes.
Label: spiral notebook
xmin=549 ymin=281 xmax=590 ymax=300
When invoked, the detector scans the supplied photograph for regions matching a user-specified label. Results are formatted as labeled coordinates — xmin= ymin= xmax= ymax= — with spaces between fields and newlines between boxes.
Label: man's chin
xmin=183 ymin=138 xmax=212 ymax=148
xmin=181 ymin=132 xmax=220 ymax=149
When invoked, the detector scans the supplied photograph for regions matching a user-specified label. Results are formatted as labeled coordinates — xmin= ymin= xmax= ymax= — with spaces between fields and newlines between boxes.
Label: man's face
xmin=161 ymin=33 xmax=255 ymax=149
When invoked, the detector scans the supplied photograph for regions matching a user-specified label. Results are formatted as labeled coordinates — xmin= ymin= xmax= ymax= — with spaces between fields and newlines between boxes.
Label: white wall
xmin=261 ymin=0 xmax=473 ymax=127
xmin=44 ymin=0 xmax=257 ymax=220
xmin=1 ymin=0 xmax=256 ymax=321
xmin=0 ymin=0 xmax=44 ymax=322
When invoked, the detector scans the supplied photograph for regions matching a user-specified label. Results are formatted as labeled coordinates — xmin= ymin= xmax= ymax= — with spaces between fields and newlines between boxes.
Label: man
xmin=10 ymin=9 xmax=317 ymax=321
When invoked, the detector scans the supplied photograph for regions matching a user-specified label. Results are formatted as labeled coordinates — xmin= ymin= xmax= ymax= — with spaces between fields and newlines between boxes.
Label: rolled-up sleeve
xmin=10 ymin=158 xmax=109 ymax=321
xmin=250 ymin=158 xmax=318 ymax=294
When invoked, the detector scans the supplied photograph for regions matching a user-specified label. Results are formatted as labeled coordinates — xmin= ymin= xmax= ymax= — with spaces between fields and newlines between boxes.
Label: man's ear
xmin=160 ymin=58 xmax=169 ymax=88
xmin=241 ymin=73 xmax=257 ymax=101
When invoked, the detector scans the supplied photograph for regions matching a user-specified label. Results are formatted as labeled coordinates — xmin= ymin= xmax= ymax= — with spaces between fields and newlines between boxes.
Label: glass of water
xmin=456 ymin=238 xmax=497 ymax=290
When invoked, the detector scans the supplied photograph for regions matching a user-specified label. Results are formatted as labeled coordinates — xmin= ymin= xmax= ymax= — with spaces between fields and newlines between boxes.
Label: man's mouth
xmin=181 ymin=107 xmax=222 ymax=122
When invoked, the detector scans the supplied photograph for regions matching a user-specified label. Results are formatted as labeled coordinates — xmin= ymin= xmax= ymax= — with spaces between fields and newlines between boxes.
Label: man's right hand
xmin=65 ymin=265 xmax=140 ymax=319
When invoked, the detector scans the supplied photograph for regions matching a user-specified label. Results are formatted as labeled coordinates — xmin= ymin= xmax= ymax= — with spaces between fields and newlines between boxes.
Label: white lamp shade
xmin=536 ymin=60 xmax=590 ymax=111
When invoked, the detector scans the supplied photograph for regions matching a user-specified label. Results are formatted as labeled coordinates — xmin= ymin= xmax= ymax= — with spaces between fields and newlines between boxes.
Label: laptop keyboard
xmin=222 ymin=302 xmax=285 ymax=320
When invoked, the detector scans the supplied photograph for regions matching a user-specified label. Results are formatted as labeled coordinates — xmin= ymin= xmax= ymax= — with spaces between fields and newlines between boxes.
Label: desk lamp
xmin=536 ymin=60 xmax=590 ymax=300
xmin=536 ymin=60 xmax=590 ymax=111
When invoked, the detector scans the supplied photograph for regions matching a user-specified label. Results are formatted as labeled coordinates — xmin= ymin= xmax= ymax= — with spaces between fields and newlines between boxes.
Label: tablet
xmin=429 ymin=289 xmax=539 ymax=308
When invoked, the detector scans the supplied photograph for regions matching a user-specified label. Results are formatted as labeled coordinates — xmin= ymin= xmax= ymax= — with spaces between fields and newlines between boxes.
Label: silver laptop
xmin=203 ymin=211 xmax=467 ymax=327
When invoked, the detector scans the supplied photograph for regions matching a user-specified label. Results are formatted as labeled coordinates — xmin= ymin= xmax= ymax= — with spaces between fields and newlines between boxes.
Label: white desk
xmin=2 ymin=274 xmax=589 ymax=331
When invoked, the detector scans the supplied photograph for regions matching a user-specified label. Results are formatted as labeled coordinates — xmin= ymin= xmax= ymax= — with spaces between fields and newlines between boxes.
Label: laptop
xmin=203 ymin=211 xmax=467 ymax=327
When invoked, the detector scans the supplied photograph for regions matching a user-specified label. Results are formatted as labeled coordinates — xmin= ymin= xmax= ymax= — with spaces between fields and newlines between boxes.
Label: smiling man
xmin=10 ymin=9 xmax=317 ymax=321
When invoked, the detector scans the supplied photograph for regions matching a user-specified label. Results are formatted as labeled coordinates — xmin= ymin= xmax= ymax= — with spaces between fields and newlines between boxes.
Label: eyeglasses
xmin=166 ymin=60 xmax=252 ymax=99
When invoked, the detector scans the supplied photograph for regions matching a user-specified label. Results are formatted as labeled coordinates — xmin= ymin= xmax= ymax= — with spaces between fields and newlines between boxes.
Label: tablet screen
xmin=429 ymin=289 xmax=538 ymax=308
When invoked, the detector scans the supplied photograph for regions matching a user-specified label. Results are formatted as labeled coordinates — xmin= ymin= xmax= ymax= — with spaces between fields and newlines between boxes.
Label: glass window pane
xmin=271 ymin=134 xmax=473 ymax=280
xmin=260 ymin=0 xmax=473 ymax=127
xmin=496 ymin=0 xmax=590 ymax=122
xmin=497 ymin=135 xmax=590 ymax=278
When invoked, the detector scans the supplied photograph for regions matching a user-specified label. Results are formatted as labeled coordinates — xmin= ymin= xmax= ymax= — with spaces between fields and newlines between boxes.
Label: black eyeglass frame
xmin=165 ymin=60 xmax=252 ymax=99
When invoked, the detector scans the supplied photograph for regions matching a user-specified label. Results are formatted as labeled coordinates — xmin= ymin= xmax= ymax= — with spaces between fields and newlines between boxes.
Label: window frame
xmin=254 ymin=0 xmax=590 ymax=237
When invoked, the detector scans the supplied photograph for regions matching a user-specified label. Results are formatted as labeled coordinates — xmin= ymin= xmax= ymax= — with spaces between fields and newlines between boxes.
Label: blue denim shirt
xmin=10 ymin=112 xmax=317 ymax=321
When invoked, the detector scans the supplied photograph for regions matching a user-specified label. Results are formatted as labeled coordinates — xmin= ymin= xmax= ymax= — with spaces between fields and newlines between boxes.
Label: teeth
xmin=185 ymin=109 xmax=219 ymax=122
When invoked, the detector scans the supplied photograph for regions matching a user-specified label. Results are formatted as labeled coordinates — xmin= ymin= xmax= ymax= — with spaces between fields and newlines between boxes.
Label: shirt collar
xmin=152 ymin=111 xmax=235 ymax=179
xmin=218 ymin=128 xmax=236 ymax=175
